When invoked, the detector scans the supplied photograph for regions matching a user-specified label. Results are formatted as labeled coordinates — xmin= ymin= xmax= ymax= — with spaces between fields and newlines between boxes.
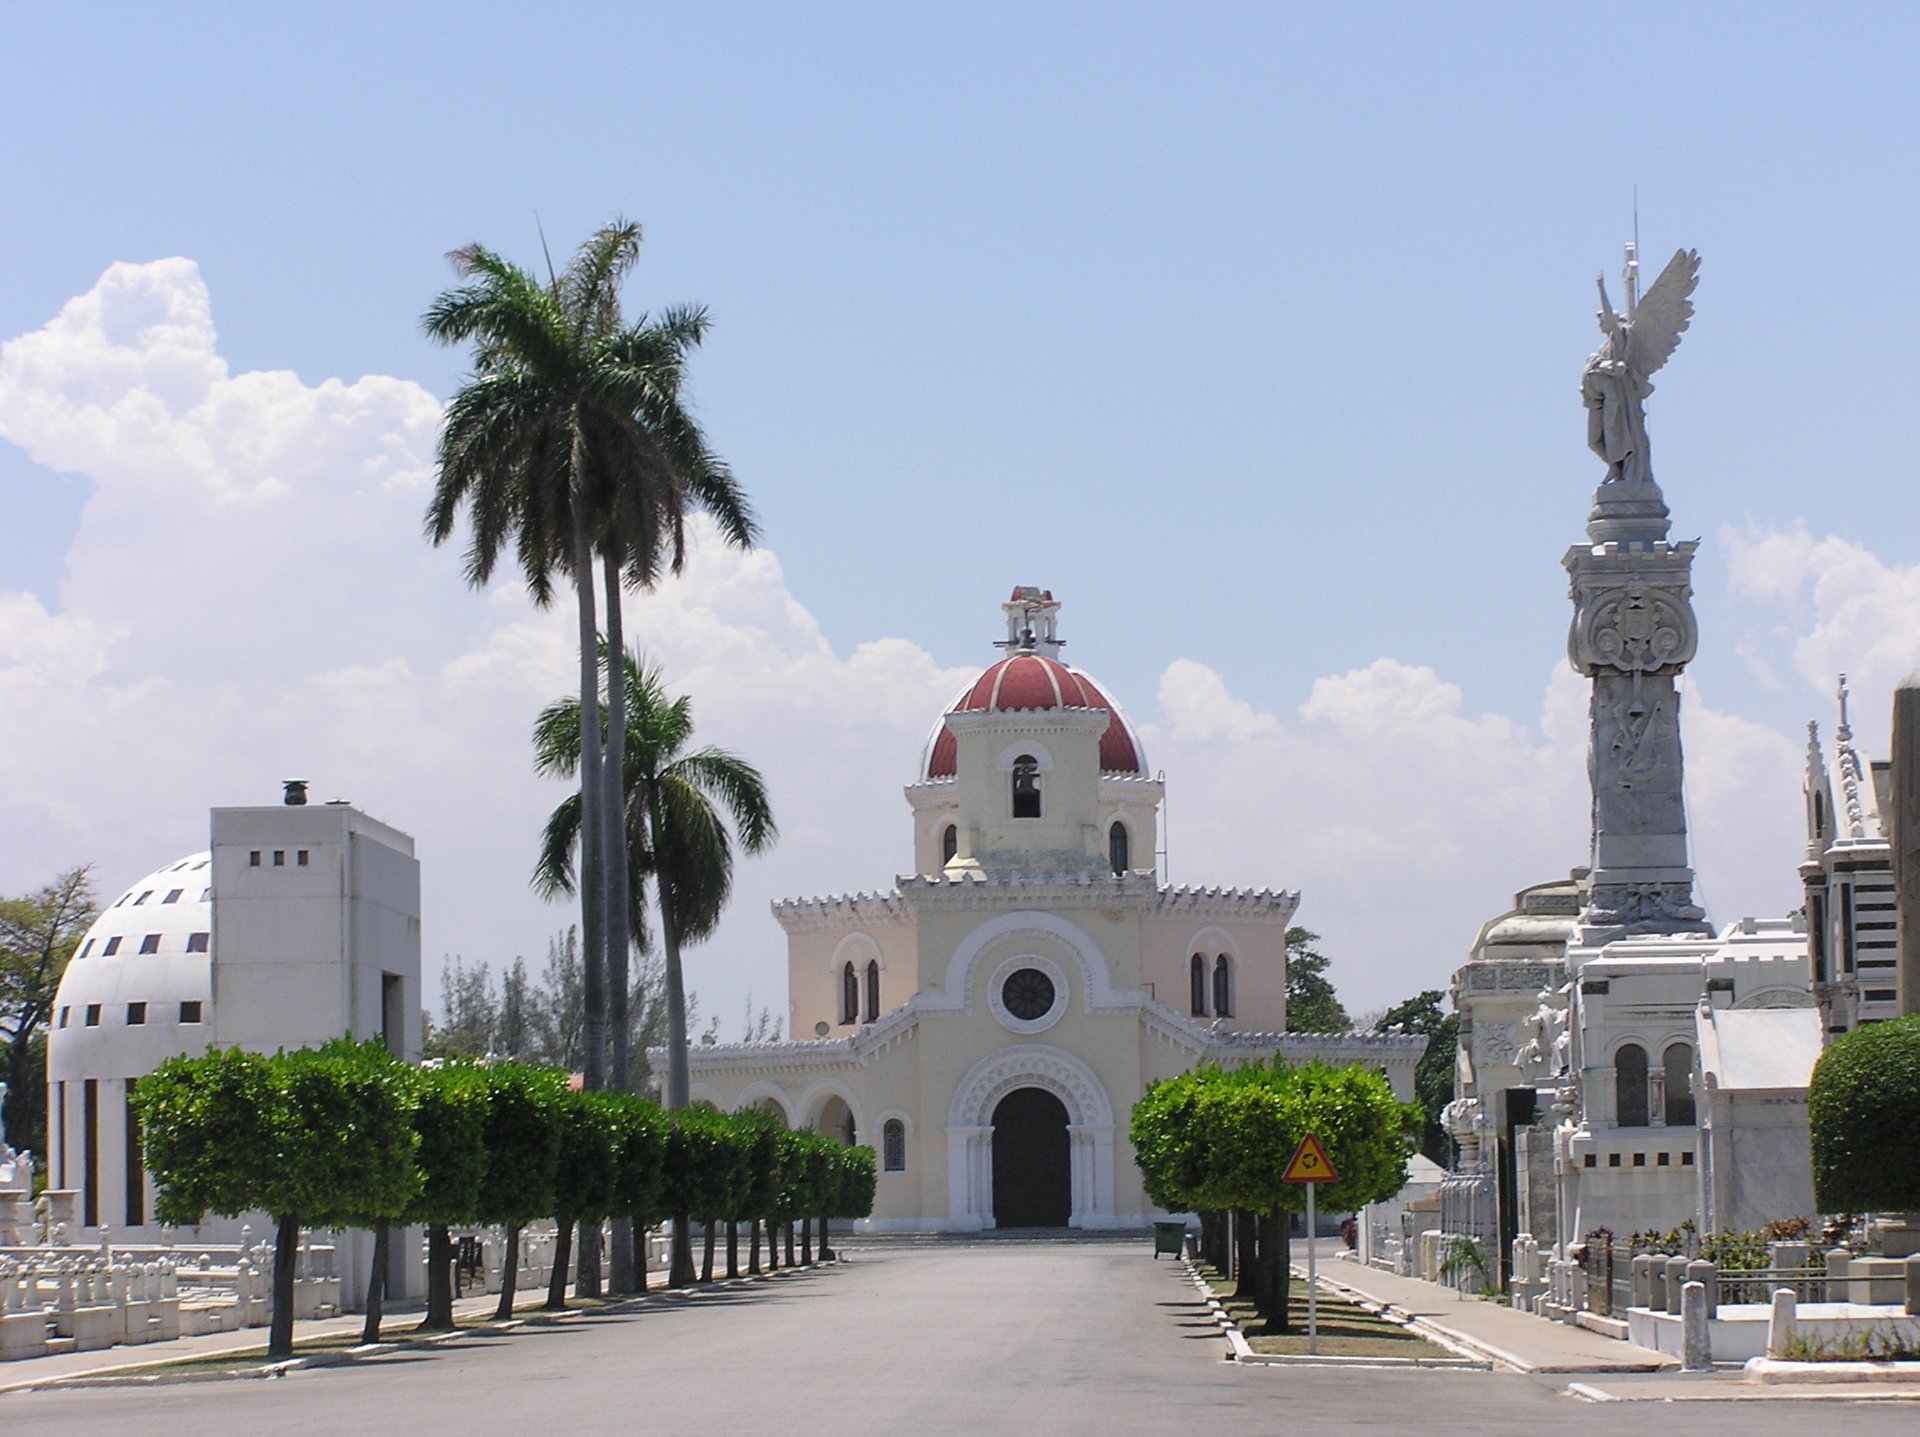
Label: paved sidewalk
xmin=1308 ymin=1244 xmax=1673 ymax=1374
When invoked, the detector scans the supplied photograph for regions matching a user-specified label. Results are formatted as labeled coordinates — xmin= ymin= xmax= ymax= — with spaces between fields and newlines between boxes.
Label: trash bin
xmin=1153 ymin=1221 xmax=1186 ymax=1259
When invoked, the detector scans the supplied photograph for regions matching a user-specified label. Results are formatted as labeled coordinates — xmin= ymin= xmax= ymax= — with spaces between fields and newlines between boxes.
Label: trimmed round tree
xmin=606 ymin=1091 xmax=669 ymax=1293
xmin=477 ymin=1064 xmax=568 ymax=1319
xmin=546 ymin=1088 xmax=620 ymax=1308
xmin=1809 ymin=1014 xmax=1920 ymax=1214
xmin=137 ymin=1041 xmax=418 ymax=1358
xmin=409 ymin=1062 xmax=490 ymax=1330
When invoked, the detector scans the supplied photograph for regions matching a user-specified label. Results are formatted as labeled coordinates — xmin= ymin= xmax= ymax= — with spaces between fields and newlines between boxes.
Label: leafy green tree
xmin=1285 ymin=928 xmax=1350 ymax=1034
xmin=136 ymin=1042 xmax=418 ymax=1358
xmin=719 ymin=1111 xmax=782 ymax=1278
xmin=604 ymin=1091 xmax=669 ymax=1293
xmin=428 ymin=956 xmax=501 ymax=1059
xmin=476 ymin=1063 xmax=568 ymax=1319
xmin=822 ymin=1145 xmax=876 ymax=1259
xmin=1131 ymin=1060 xmax=1414 ymax=1326
xmin=1 ymin=866 xmax=96 ymax=1166
xmin=1371 ymin=989 xmax=1456 ymax=1165
xmin=1808 ymin=1014 xmax=1920 ymax=1213
xmin=534 ymin=649 xmax=775 ymax=1287
xmin=408 ymin=1062 xmax=490 ymax=1330
xmin=658 ymin=1105 xmax=748 ymax=1284
xmin=545 ymin=1088 xmax=620 ymax=1309
xmin=302 ymin=1049 xmax=423 ymax=1346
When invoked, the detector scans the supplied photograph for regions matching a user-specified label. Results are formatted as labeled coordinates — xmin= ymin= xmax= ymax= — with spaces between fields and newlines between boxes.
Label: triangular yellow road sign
xmin=1282 ymin=1132 xmax=1338 ymax=1184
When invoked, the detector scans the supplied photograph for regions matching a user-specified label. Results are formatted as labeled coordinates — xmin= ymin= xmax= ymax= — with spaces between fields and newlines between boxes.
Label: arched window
xmin=1190 ymin=954 xmax=1208 ymax=1017
xmin=841 ymin=962 xmax=859 ymax=1025
xmin=865 ymin=959 xmax=881 ymax=1023
xmin=1615 ymin=1043 xmax=1649 ymax=1127
xmin=1011 ymin=754 xmax=1042 ymax=818
xmin=883 ymin=1118 xmax=907 ymax=1173
xmin=1213 ymin=955 xmax=1232 ymax=1018
xmin=1109 ymin=821 xmax=1129 ymax=874
xmin=1662 ymin=1042 xmax=1696 ymax=1126
xmin=941 ymin=823 xmax=958 ymax=863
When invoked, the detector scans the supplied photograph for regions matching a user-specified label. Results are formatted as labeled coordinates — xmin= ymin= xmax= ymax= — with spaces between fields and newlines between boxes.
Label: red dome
xmin=921 ymin=653 xmax=1147 ymax=778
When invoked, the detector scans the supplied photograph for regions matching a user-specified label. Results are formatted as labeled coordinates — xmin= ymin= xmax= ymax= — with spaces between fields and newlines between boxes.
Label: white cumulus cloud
xmin=0 ymin=261 xmax=1848 ymax=1036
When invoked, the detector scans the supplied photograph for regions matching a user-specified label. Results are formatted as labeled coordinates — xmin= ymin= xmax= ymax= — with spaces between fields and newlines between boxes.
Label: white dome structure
xmin=42 ymin=794 xmax=423 ymax=1304
xmin=47 ymin=853 xmax=216 ymax=1230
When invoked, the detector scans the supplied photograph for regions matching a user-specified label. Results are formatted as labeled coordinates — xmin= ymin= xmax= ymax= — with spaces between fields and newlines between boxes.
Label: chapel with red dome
xmin=683 ymin=587 xmax=1423 ymax=1234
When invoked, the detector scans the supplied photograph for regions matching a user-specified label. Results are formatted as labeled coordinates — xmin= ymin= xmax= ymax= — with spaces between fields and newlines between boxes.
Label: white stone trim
xmin=795 ymin=1077 xmax=865 ymax=1145
xmin=944 ymin=1043 xmax=1116 ymax=1230
xmin=986 ymin=952 xmax=1070 ymax=1034
xmin=731 ymin=1081 xmax=795 ymax=1125
xmin=827 ymin=931 xmax=883 ymax=975
xmin=995 ymin=740 xmax=1055 ymax=772
xmin=931 ymin=909 xmax=1124 ymax=1014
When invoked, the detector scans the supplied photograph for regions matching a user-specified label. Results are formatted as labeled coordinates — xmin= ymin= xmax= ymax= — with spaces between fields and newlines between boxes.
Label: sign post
xmin=1281 ymin=1132 xmax=1339 ymax=1355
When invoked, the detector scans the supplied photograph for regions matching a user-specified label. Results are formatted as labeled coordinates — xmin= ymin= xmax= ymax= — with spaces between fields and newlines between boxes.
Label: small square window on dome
xmin=126 ymin=1002 xmax=146 ymax=1025
xmin=85 ymin=1004 xmax=101 ymax=1026
xmin=186 ymin=932 xmax=209 ymax=953
xmin=179 ymin=1000 xmax=203 ymax=1024
xmin=138 ymin=934 xmax=161 ymax=955
xmin=102 ymin=936 xmax=121 ymax=956
xmin=164 ymin=889 xmax=183 ymax=904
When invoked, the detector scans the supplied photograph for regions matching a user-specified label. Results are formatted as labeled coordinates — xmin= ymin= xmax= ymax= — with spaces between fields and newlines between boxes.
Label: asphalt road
xmin=7 ymin=1238 xmax=1917 ymax=1436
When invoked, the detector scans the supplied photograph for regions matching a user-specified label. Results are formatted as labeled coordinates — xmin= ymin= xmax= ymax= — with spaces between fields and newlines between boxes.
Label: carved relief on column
xmin=1568 ymin=573 xmax=1697 ymax=677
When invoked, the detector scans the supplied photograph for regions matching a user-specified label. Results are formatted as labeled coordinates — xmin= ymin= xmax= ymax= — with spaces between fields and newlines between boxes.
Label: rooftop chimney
xmin=283 ymin=779 xmax=309 ymax=806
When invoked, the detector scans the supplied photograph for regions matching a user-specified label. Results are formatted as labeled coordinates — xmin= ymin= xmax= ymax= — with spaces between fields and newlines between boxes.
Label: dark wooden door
xmin=991 ymin=1087 xmax=1070 ymax=1228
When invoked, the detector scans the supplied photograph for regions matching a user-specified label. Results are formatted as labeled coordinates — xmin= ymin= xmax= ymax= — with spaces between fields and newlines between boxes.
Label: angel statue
xmin=1582 ymin=246 xmax=1700 ymax=487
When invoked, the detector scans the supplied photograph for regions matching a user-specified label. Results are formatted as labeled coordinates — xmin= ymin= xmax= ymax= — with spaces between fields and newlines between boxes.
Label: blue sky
xmin=4 ymin=5 xmax=1917 ymax=1025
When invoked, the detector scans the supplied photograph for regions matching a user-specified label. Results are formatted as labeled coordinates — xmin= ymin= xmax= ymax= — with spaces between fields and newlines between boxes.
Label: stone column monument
xmin=1565 ymin=246 xmax=1710 ymax=937
xmin=1891 ymin=675 xmax=1920 ymax=1016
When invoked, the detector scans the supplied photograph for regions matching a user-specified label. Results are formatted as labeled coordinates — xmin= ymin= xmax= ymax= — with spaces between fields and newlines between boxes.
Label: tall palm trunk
xmin=603 ymin=555 xmax=636 ymax=1295
xmin=572 ymin=498 xmax=608 ymax=1297
xmin=656 ymin=792 xmax=698 ymax=1288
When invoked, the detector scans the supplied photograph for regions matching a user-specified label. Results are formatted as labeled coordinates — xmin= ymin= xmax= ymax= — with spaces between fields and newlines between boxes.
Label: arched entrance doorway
xmin=990 ymin=1087 xmax=1070 ymax=1228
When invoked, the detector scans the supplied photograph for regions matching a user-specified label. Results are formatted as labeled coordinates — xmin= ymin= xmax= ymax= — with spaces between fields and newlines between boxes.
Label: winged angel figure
xmin=1582 ymin=247 xmax=1699 ymax=486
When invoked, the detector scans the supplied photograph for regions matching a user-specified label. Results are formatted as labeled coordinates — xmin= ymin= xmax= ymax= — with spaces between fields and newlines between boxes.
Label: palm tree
xmin=422 ymin=221 xmax=754 ymax=1291
xmin=534 ymin=649 xmax=776 ymax=1287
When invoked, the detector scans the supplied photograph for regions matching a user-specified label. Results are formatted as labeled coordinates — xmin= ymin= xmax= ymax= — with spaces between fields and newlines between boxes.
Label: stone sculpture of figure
xmin=1582 ymin=247 xmax=1700 ymax=487
xmin=1515 ymin=986 xmax=1567 ymax=1076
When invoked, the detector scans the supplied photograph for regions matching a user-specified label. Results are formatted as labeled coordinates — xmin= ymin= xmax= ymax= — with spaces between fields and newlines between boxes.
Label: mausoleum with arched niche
xmin=685 ymin=589 xmax=1425 ymax=1231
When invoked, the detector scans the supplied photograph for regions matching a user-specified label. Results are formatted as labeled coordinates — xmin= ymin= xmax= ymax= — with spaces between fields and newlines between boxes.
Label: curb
xmin=1179 ymin=1258 xmax=1487 ymax=1370
xmin=1745 ymin=1356 xmax=1920 ymax=1387
xmin=0 ymin=1254 xmax=850 ymax=1393
xmin=1307 ymin=1267 xmax=1675 ymax=1376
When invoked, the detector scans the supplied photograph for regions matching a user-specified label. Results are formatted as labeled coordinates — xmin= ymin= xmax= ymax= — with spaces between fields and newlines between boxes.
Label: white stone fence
xmin=1518 ymin=1235 xmax=1920 ymax=1367
xmin=0 ymin=1233 xmax=343 ymax=1361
